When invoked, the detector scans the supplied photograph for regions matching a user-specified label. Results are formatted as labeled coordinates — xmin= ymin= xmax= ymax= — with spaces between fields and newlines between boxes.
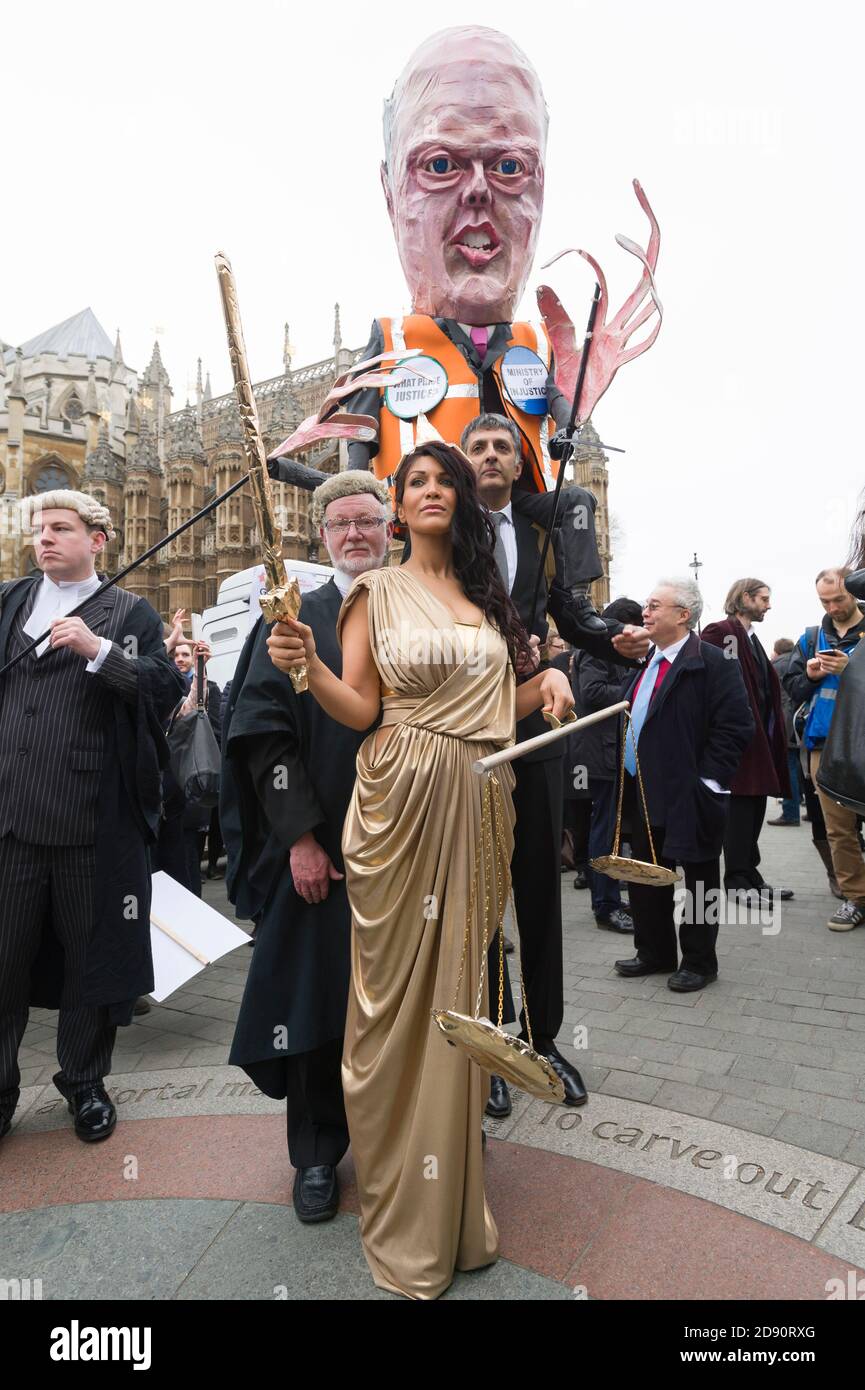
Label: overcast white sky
xmin=4 ymin=0 xmax=863 ymax=643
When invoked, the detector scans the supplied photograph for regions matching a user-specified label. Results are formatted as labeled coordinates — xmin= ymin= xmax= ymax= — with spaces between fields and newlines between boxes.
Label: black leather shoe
xmin=567 ymin=593 xmax=609 ymax=636
xmin=596 ymin=908 xmax=634 ymax=933
xmin=534 ymin=1042 xmax=588 ymax=1107
xmin=767 ymin=817 xmax=799 ymax=827
xmin=293 ymin=1164 xmax=339 ymax=1223
xmin=725 ymin=878 xmax=755 ymax=894
xmin=485 ymin=1074 xmax=512 ymax=1119
xmin=750 ymin=882 xmax=794 ymax=903
xmin=133 ymin=997 xmax=151 ymax=1016
xmin=573 ymin=869 xmax=588 ymax=890
xmin=66 ymin=1084 xmax=116 ymax=1143
xmin=0 ymin=1113 xmax=12 ymax=1140
xmin=615 ymin=956 xmax=676 ymax=977
xmin=668 ymin=969 xmax=717 ymax=992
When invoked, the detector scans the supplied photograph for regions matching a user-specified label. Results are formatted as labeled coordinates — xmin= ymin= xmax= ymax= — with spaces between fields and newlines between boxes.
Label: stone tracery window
xmin=33 ymin=462 xmax=72 ymax=493
xmin=63 ymin=392 xmax=84 ymax=422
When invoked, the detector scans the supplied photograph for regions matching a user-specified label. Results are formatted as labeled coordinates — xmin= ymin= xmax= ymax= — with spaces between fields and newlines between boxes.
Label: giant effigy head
xmin=382 ymin=26 xmax=548 ymax=326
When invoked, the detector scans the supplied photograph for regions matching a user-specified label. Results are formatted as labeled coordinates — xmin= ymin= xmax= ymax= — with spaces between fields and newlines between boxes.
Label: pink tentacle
xmin=619 ymin=298 xmax=660 ymax=343
xmin=633 ymin=179 xmax=661 ymax=273
xmin=539 ymin=247 xmax=610 ymax=323
xmin=608 ymin=182 xmax=662 ymax=332
xmin=616 ymin=316 xmax=662 ymax=368
xmin=268 ymin=411 xmax=377 ymax=459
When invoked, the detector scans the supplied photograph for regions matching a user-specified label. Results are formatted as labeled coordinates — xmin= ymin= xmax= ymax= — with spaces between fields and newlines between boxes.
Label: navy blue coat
xmin=616 ymin=632 xmax=755 ymax=863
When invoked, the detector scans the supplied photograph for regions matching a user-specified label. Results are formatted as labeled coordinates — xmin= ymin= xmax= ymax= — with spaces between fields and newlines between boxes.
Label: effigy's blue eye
xmin=494 ymin=158 xmax=522 ymax=176
xmin=427 ymin=157 xmax=453 ymax=174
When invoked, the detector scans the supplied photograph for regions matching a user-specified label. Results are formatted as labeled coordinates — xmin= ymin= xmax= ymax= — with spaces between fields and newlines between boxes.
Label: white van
xmin=196 ymin=559 xmax=334 ymax=688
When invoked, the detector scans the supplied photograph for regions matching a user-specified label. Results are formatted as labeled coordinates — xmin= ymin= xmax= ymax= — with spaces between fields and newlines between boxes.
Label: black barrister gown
xmin=224 ymin=580 xmax=373 ymax=1095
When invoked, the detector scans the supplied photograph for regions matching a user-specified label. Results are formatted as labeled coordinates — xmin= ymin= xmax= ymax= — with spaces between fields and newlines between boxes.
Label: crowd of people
xmin=0 ymin=421 xmax=862 ymax=1302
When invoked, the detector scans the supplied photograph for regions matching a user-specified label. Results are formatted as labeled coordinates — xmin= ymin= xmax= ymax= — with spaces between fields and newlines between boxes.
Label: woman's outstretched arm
xmin=267 ymin=590 xmax=381 ymax=731
xmin=514 ymin=665 xmax=574 ymax=723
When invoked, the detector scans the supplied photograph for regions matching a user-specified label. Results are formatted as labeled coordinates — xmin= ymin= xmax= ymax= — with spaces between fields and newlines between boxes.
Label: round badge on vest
xmin=384 ymin=355 xmax=448 ymax=419
xmin=499 ymin=345 xmax=549 ymax=417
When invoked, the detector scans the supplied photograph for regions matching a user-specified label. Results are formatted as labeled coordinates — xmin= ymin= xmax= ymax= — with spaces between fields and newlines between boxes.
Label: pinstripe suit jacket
xmin=0 ymin=574 xmax=186 ymax=1017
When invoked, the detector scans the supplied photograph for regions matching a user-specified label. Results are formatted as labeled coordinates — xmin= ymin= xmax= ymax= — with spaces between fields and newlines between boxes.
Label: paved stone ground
xmin=560 ymin=819 xmax=865 ymax=1170
xmin=17 ymin=817 xmax=865 ymax=1165
xmin=5 ymin=814 xmax=865 ymax=1300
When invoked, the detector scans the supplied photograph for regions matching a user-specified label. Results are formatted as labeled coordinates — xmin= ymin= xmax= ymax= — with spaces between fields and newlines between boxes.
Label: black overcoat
xmin=614 ymin=632 xmax=755 ymax=863
xmin=223 ymin=580 xmax=372 ymax=1088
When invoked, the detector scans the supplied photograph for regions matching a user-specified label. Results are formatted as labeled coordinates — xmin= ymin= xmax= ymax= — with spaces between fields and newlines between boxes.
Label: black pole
xmin=528 ymin=283 xmax=602 ymax=633
xmin=195 ymin=651 xmax=206 ymax=709
xmin=0 ymin=471 xmax=250 ymax=678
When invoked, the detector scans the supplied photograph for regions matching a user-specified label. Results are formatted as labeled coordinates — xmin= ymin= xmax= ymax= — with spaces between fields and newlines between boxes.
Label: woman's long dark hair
xmin=394 ymin=441 xmax=533 ymax=673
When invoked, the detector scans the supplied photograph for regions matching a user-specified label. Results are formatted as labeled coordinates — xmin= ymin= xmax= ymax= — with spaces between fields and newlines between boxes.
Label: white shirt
xmin=653 ymin=633 xmax=690 ymax=665
xmin=22 ymin=572 xmax=112 ymax=671
xmin=488 ymin=501 xmax=516 ymax=593
xmin=333 ymin=567 xmax=359 ymax=598
xmin=649 ymin=632 xmax=729 ymax=795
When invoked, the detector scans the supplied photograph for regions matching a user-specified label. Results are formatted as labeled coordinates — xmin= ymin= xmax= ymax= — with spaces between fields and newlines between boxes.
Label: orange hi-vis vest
xmin=377 ymin=315 xmax=559 ymax=492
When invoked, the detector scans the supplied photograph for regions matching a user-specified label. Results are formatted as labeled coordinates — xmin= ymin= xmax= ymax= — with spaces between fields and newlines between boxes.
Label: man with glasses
xmin=222 ymin=474 xmax=391 ymax=1225
xmin=613 ymin=579 xmax=753 ymax=991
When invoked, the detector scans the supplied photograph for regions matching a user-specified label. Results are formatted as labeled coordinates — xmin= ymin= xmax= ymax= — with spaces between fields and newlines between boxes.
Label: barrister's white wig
xmin=311 ymin=472 xmax=391 ymax=525
xmin=20 ymin=489 xmax=116 ymax=541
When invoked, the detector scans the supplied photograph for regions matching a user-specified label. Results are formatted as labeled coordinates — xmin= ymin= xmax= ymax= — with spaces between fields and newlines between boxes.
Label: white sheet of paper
xmin=148 ymin=871 xmax=250 ymax=1003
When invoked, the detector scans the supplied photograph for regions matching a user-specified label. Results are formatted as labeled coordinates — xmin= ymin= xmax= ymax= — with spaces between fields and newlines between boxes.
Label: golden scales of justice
xmin=433 ymin=703 xmax=681 ymax=1103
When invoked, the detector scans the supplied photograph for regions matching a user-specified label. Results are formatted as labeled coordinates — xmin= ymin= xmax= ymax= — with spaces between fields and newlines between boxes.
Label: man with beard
xmin=223 ymin=474 xmax=390 ymax=1223
xmin=701 ymin=580 xmax=793 ymax=904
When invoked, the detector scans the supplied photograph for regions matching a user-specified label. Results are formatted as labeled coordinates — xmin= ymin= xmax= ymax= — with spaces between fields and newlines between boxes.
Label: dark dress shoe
xmin=67 ymin=1084 xmax=116 ymax=1142
xmin=503 ymin=935 xmax=515 ymax=954
xmin=595 ymin=908 xmax=634 ymax=933
xmin=724 ymin=877 xmax=755 ymax=894
xmin=615 ymin=956 xmax=676 ymax=977
xmin=767 ymin=816 xmax=799 ymax=827
xmin=0 ymin=1112 xmax=12 ymax=1140
xmin=573 ymin=869 xmax=588 ymax=890
xmin=668 ymin=969 xmax=717 ymax=992
xmin=567 ymin=593 xmax=609 ymax=636
xmin=293 ymin=1164 xmax=339 ymax=1223
xmin=485 ymin=1074 xmax=512 ymax=1119
xmin=133 ymin=997 xmax=151 ymax=1016
xmin=534 ymin=1042 xmax=588 ymax=1107
xmin=754 ymin=883 xmax=794 ymax=902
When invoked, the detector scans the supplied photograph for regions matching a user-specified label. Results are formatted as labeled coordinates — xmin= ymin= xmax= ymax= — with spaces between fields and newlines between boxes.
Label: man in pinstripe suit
xmin=0 ymin=491 xmax=185 ymax=1142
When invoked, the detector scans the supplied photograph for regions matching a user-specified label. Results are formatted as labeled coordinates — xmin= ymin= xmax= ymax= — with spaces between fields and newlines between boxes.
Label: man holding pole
xmin=0 ymin=490 xmax=184 ymax=1142
xmin=459 ymin=414 xmax=649 ymax=1112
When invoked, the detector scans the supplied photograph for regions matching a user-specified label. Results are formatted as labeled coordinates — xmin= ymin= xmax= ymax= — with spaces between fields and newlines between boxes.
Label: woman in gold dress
xmin=267 ymin=442 xmax=573 ymax=1299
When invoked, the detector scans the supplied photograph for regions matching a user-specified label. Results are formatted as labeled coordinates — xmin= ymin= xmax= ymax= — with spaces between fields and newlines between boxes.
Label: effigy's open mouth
xmin=449 ymin=221 xmax=502 ymax=267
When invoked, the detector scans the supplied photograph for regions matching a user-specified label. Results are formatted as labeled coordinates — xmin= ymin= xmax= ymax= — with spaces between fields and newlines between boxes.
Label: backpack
xmin=792 ymin=626 xmax=819 ymax=746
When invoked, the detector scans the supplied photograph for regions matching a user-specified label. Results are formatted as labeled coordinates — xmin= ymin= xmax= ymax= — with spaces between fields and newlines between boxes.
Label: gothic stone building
xmin=1 ymin=306 xmax=611 ymax=616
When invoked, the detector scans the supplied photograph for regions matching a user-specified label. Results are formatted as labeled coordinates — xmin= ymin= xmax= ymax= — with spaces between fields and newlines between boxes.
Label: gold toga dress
xmin=337 ymin=565 xmax=517 ymax=1300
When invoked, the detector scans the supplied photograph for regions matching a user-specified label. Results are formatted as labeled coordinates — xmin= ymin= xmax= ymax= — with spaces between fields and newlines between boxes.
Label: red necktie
xmin=651 ymin=656 xmax=671 ymax=697
xmin=633 ymin=654 xmax=671 ymax=703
